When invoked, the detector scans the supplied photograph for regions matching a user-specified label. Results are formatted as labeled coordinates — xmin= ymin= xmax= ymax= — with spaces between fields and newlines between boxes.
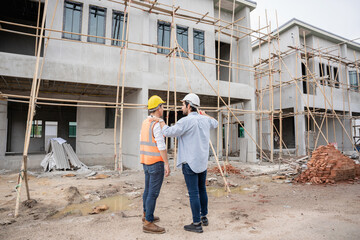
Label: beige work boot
xmin=142 ymin=212 xmax=160 ymax=223
xmin=143 ymin=220 xmax=165 ymax=234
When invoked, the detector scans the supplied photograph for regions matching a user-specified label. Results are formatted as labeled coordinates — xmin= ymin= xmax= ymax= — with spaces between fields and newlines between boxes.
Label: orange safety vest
xmin=140 ymin=118 xmax=164 ymax=165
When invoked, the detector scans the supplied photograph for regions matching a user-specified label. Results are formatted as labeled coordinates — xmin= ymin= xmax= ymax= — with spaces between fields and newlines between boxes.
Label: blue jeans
xmin=143 ymin=161 xmax=164 ymax=222
xmin=182 ymin=163 xmax=208 ymax=223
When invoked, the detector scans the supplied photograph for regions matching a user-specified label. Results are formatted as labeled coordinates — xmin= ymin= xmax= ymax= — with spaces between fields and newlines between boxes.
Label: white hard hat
xmin=181 ymin=93 xmax=200 ymax=107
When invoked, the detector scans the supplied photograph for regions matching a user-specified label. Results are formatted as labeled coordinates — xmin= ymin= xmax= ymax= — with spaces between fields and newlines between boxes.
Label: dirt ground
xmin=0 ymin=161 xmax=359 ymax=240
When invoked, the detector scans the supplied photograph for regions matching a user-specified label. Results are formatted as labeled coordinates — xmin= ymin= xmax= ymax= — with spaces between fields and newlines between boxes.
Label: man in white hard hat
xmin=140 ymin=95 xmax=170 ymax=234
xmin=152 ymin=93 xmax=218 ymax=233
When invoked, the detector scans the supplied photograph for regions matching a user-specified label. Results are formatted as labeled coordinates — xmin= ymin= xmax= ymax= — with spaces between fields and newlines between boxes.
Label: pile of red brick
xmin=295 ymin=145 xmax=360 ymax=184
xmin=208 ymin=164 xmax=242 ymax=175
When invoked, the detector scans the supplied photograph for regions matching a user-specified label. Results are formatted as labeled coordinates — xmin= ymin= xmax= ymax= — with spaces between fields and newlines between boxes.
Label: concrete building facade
xmin=0 ymin=0 xmax=258 ymax=170
xmin=253 ymin=18 xmax=360 ymax=156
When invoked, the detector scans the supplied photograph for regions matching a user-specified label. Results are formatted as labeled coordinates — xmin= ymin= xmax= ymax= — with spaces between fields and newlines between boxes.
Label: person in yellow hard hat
xmin=140 ymin=95 xmax=170 ymax=234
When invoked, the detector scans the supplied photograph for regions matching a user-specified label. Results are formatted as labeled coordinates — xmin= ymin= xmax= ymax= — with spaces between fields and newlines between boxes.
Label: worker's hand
xmin=198 ymin=110 xmax=205 ymax=115
xmin=164 ymin=163 xmax=170 ymax=177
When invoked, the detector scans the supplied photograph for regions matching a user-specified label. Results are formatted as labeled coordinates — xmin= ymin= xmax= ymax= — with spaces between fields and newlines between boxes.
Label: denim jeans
xmin=143 ymin=161 xmax=164 ymax=222
xmin=182 ymin=163 xmax=208 ymax=223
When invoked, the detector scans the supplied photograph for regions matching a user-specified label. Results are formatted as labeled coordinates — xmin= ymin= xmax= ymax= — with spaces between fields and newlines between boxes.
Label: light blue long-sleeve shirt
xmin=162 ymin=112 xmax=218 ymax=173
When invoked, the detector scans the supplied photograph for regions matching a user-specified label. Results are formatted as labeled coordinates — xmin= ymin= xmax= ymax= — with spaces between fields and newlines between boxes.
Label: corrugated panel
xmin=63 ymin=143 xmax=87 ymax=169
xmin=51 ymin=140 xmax=70 ymax=169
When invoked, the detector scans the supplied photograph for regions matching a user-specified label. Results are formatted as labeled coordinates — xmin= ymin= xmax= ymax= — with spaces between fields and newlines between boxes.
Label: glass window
xmin=176 ymin=25 xmax=188 ymax=57
xmin=349 ymin=71 xmax=359 ymax=91
xmin=63 ymin=1 xmax=83 ymax=40
xmin=88 ymin=6 xmax=106 ymax=44
xmin=105 ymin=108 xmax=115 ymax=128
xmin=193 ymin=29 xmax=205 ymax=61
xmin=333 ymin=67 xmax=339 ymax=88
xmin=31 ymin=120 xmax=42 ymax=138
xmin=69 ymin=122 xmax=77 ymax=137
xmin=157 ymin=21 xmax=171 ymax=54
xmin=112 ymin=10 xmax=127 ymax=46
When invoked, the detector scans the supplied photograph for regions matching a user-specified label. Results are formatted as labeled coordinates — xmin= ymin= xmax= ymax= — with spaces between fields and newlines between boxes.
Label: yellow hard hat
xmin=148 ymin=95 xmax=165 ymax=110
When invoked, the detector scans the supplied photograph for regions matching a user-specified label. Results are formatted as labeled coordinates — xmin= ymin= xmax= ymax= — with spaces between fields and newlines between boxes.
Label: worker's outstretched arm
xmin=150 ymin=117 xmax=188 ymax=138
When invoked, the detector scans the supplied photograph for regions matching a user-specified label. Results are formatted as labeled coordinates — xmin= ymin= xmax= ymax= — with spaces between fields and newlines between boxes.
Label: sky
xmin=250 ymin=0 xmax=360 ymax=44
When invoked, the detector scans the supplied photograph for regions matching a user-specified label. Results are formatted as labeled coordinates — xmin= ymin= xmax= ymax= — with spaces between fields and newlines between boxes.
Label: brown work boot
xmin=143 ymin=220 xmax=165 ymax=234
xmin=142 ymin=212 xmax=160 ymax=223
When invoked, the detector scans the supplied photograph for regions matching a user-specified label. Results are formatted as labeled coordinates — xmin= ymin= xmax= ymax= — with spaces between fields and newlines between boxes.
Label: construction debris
xmin=295 ymin=145 xmax=360 ymax=184
xmin=87 ymin=174 xmax=110 ymax=180
xmin=90 ymin=205 xmax=109 ymax=214
xmin=41 ymin=138 xmax=87 ymax=171
xmin=208 ymin=164 xmax=242 ymax=175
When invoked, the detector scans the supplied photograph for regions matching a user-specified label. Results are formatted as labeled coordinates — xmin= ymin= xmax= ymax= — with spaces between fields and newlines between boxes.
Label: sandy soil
xmin=0 ymin=162 xmax=359 ymax=240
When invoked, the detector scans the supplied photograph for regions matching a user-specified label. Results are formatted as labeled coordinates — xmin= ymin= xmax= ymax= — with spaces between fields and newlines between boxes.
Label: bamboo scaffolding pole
xmin=171 ymin=0 xmax=178 ymax=171
xmin=113 ymin=1 xmax=130 ymax=171
xmin=225 ymin=0 xmax=236 ymax=165
xmin=117 ymin=0 xmax=133 ymax=172
xmin=340 ymin=46 xmax=346 ymax=151
xmin=265 ymin=11 xmax=274 ymax=162
xmin=258 ymin=16 xmax=264 ymax=162
xmin=14 ymin=0 xmax=49 ymax=218
xmin=303 ymin=32 xmax=311 ymax=156
xmin=290 ymin=49 xmax=359 ymax=155
xmin=295 ymin=38 xmax=299 ymax=156
xmin=0 ymin=20 xmax=261 ymax=74
xmin=35 ymin=0 xmax=41 ymax=56
xmin=216 ymin=0 xmax=222 ymax=161
xmin=176 ymin=45 xmax=271 ymax=161
xmin=275 ymin=11 xmax=283 ymax=162
xmin=279 ymin=50 xmax=330 ymax=147
xmin=35 ymin=0 xmax=60 ymax=99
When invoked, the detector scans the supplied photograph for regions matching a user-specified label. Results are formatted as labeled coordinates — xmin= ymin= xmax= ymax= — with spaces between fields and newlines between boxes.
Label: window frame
xmin=193 ymin=29 xmax=205 ymax=61
xmin=176 ymin=25 xmax=189 ymax=58
xmin=349 ymin=70 xmax=359 ymax=92
xmin=69 ymin=122 xmax=77 ymax=138
xmin=30 ymin=120 xmax=43 ymax=138
xmin=62 ymin=0 xmax=83 ymax=41
xmin=157 ymin=20 xmax=171 ymax=55
xmin=88 ymin=5 xmax=107 ymax=44
xmin=111 ymin=10 xmax=127 ymax=46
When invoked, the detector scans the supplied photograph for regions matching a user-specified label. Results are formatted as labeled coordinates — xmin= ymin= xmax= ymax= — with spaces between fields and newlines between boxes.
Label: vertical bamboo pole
xmin=303 ymin=32 xmax=310 ymax=157
xmin=114 ymin=2 xmax=129 ymax=170
xmin=275 ymin=11 xmax=282 ymax=162
xmin=340 ymin=46 xmax=346 ymax=151
xmin=295 ymin=39 xmax=299 ymax=156
xmin=258 ymin=16 xmax=263 ymax=162
xmin=15 ymin=0 xmax=49 ymax=218
xmin=171 ymin=0 xmax=178 ymax=170
xmin=35 ymin=0 xmax=41 ymax=55
xmin=265 ymin=11 xmax=273 ymax=162
xmin=225 ymin=0 xmax=236 ymax=164
xmin=216 ymin=0 xmax=222 ymax=160
xmin=118 ymin=0 xmax=133 ymax=172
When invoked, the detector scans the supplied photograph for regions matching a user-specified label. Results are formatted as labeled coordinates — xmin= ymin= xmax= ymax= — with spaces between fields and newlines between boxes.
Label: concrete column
xmin=122 ymin=88 xmax=148 ymax=170
xmin=235 ymin=7 xmax=252 ymax=86
xmin=296 ymin=114 xmax=307 ymax=155
xmin=244 ymin=99 xmax=256 ymax=162
xmin=0 ymin=101 xmax=7 ymax=166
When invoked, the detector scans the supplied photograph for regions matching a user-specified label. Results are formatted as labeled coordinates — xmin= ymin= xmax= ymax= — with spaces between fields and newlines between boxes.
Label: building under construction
xmin=253 ymin=18 xmax=360 ymax=161
xmin=0 ymin=0 xmax=259 ymax=171
xmin=0 ymin=0 xmax=359 ymax=173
